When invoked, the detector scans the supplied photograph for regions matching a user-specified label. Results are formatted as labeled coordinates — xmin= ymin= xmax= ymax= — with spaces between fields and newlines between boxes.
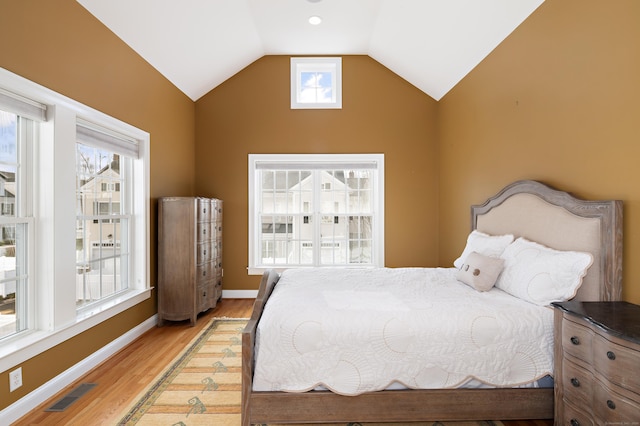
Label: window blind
xmin=76 ymin=119 xmax=139 ymax=158
xmin=0 ymin=87 xmax=47 ymax=122
xmin=255 ymin=161 xmax=379 ymax=170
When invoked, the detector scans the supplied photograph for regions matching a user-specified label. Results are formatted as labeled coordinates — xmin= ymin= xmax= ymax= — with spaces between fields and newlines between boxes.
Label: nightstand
xmin=552 ymin=301 xmax=640 ymax=425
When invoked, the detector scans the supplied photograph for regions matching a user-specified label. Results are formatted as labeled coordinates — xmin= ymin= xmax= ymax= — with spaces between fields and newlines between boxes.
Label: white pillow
xmin=495 ymin=237 xmax=594 ymax=306
xmin=456 ymin=251 xmax=505 ymax=292
xmin=453 ymin=230 xmax=514 ymax=269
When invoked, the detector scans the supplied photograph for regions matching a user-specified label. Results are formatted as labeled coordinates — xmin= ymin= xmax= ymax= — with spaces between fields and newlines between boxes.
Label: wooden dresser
xmin=552 ymin=301 xmax=640 ymax=425
xmin=158 ymin=197 xmax=223 ymax=326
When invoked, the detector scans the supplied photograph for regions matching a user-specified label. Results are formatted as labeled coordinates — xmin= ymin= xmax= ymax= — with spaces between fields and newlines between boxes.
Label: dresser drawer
xmin=593 ymin=379 xmax=640 ymax=422
xmin=197 ymin=198 xmax=211 ymax=222
xmin=197 ymin=222 xmax=212 ymax=242
xmin=562 ymin=358 xmax=594 ymax=406
xmin=196 ymin=242 xmax=213 ymax=264
xmin=197 ymin=283 xmax=212 ymax=312
xmin=593 ymin=333 xmax=640 ymax=391
xmin=562 ymin=398 xmax=594 ymax=426
xmin=562 ymin=318 xmax=594 ymax=363
xmin=196 ymin=262 xmax=214 ymax=282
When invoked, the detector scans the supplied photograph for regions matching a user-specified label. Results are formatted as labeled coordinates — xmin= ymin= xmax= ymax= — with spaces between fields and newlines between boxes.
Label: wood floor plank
xmin=13 ymin=298 xmax=551 ymax=425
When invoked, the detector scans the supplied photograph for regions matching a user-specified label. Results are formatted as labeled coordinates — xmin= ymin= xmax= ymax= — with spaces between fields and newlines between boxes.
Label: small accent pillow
xmin=495 ymin=237 xmax=594 ymax=306
xmin=456 ymin=251 xmax=505 ymax=292
xmin=453 ymin=230 xmax=514 ymax=269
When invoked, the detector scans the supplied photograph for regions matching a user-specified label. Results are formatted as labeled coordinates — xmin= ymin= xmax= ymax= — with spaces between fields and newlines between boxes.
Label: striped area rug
xmin=118 ymin=318 xmax=245 ymax=425
xmin=118 ymin=318 xmax=503 ymax=426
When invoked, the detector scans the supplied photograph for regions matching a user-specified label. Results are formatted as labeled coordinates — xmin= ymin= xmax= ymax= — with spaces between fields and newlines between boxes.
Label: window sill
xmin=0 ymin=287 xmax=152 ymax=372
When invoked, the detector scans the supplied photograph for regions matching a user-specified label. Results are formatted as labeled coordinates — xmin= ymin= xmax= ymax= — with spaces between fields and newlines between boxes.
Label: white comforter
xmin=252 ymin=267 xmax=554 ymax=396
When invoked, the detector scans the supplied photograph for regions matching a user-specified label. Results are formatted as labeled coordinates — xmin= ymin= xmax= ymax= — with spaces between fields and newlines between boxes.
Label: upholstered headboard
xmin=471 ymin=180 xmax=622 ymax=302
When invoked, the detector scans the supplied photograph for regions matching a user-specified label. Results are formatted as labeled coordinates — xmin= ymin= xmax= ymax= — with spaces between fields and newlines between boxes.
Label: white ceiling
xmin=76 ymin=0 xmax=544 ymax=102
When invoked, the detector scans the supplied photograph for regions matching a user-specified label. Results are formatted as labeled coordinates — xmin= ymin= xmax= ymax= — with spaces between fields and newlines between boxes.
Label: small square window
xmin=291 ymin=57 xmax=342 ymax=109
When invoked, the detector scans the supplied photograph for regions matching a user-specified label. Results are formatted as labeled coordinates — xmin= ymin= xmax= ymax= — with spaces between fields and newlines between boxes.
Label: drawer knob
xmin=607 ymin=399 xmax=616 ymax=410
xmin=606 ymin=350 xmax=616 ymax=360
xmin=570 ymin=336 xmax=580 ymax=345
xmin=570 ymin=377 xmax=580 ymax=387
xmin=570 ymin=420 xmax=580 ymax=426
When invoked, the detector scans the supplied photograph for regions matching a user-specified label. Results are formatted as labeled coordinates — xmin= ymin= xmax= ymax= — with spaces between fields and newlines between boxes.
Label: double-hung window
xmin=248 ymin=154 xmax=384 ymax=274
xmin=75 ymin=121 xmax=139 ymax=307
xmin=0 ymin=89 xmax=41 ymax=341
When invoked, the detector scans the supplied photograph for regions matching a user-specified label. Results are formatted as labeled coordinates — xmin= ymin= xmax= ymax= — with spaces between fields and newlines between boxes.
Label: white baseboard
xmin=0 ymin=315 xmax=158 ymax=424
xmin=222 ymin=289 xmax=258 ymax=298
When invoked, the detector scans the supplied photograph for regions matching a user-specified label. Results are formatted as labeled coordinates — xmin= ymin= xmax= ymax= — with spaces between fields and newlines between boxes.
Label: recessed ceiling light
xmin=307 ymin=0 xmax=322 ymax=3
xmin=308 ymin=16 xmax=322 ymax=25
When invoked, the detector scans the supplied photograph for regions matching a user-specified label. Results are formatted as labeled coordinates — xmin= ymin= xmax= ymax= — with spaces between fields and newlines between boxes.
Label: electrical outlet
xmin=9 ymin=367 xmax=22 ymax=392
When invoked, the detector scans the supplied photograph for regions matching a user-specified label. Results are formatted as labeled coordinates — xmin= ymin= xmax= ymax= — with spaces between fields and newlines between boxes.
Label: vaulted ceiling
xmin=76 ymin=0 xmax=544 ymax=101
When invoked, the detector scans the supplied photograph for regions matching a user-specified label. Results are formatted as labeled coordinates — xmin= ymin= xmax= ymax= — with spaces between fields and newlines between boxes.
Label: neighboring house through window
xmin=248 ymin=154 xmax=384 ymax=274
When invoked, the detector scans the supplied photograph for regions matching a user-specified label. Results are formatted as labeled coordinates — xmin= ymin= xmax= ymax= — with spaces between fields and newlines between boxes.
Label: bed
xmin=241 ymin=180 xmax=622 ymax=424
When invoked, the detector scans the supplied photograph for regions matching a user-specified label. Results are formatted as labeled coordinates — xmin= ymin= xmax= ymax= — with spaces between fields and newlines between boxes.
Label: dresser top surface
xmin=552 ymin=301 xmax=640 ymax=345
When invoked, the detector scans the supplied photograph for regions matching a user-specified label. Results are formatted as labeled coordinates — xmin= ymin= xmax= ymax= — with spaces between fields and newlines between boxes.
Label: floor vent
xmin=45 ymin=383 xmax=97 ymax=412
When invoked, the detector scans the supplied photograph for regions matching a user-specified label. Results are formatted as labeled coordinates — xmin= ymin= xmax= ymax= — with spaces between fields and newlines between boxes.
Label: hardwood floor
xmin=14 ymin=299 xmax=253 ymax=425
xmin=13 ymin=298 xmax=552 ymax=425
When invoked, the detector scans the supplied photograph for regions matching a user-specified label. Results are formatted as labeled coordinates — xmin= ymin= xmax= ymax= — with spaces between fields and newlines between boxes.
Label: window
xmin=0 ymin=103 xmax=37 ymax=341
xmin=0 ymin=68 xmax=150 ymax=371
xmin=290 ymin=57 xmax=342 ymax=109
xmin=248 ymin=154 xmax=384 ymax=274
xmin=76 ymin=121 xmax=138 ymax=307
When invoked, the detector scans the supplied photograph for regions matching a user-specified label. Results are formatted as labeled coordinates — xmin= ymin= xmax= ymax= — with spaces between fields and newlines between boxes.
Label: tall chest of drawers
xmin=158 ymin=197 xmax=223 ymax=326
xmin=552 ymin=301 xmax=640 ymax=425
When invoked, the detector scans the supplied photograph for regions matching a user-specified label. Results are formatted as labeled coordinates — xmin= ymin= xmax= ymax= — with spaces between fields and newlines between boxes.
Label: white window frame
xmin=0 ymin=67 xmax=151 ymax=372
xmin=248 ymin=153 xmax=384 ymax=275
xmin=290 ymin=57 xmax=342 ymax=109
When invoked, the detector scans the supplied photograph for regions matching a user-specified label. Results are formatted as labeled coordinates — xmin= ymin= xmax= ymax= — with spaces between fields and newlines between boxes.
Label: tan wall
xmin=0 ymin=0 xmax=196 ymax=409
xmin=195 ymin=55 xmax=439 ymax=290
xmin=438 ymin=0 xmax=640 ymax=303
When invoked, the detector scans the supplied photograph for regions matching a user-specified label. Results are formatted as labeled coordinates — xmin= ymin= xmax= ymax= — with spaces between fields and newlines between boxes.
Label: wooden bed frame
xmin=241 ymin=180 xmax=623 ymax=424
